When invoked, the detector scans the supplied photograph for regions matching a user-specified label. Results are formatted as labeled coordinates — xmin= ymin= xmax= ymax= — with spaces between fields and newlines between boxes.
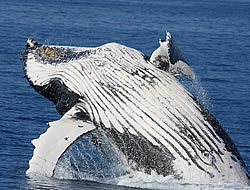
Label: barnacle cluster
xmin=40 ymin=46 xmax=59 ymax=58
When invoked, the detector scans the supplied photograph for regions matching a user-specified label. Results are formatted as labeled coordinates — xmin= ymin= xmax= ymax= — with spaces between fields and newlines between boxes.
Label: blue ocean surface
xmin=0 ymin=0 xmax=249 ymax=189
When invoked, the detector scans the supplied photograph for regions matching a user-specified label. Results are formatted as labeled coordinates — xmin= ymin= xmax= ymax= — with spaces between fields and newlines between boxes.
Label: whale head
xmin=20 ymin=39 xmax=86 ymax=115
xmin=150 ymin=32 xmax=193 ymax=77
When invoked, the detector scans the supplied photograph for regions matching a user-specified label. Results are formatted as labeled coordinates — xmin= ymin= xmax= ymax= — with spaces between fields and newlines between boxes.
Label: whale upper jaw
xmin=20 ymin=40 xmax=92 ymax=114
xmin=21 ymin=33 xmax=249 ymax=185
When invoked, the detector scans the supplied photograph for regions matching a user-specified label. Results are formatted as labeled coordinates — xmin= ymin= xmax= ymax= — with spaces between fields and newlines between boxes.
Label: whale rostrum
xmin=21 ymin=32 xmax=249 ymax=185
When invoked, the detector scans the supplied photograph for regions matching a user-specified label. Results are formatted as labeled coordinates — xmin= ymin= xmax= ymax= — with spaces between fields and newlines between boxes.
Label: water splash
xmin=53 ymin=130 xmax=130 ymax=183
xmin=177 ymin=72 xmax=212 ymax=109
xmin=115 ymin=171 xmax=250 ymax=190
xmin=191 ymin=74 xmax=212 ymax=109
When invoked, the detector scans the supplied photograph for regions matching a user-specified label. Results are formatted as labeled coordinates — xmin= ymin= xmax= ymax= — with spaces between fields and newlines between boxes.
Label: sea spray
xmin=177 ymin=72 xmax=212 ymax=109
xmin=191 ymin=74 xmax=212 ymax=109
xmin=53 ymin=131 xmax=130 ymax=182
xmin=115 ymin=171 xmax=250 ymax=190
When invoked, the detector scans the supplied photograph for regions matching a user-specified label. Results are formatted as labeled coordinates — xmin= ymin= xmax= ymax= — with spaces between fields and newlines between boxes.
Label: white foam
xmin=115 ymin=171 xmax=250 ymax=190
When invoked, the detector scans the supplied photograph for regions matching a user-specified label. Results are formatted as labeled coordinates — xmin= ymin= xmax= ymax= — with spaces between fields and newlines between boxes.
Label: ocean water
xmin=0 ymin=0 xmax=249 ymax=189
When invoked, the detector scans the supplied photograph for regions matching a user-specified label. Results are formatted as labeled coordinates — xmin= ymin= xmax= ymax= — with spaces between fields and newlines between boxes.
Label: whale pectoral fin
xmin=150 ymin=31 xmax=193 ymax=76
xmin=26 ymin=103 xmax=96 ymax=177
xmin=169 ymin=60 xmax=193 ymax=76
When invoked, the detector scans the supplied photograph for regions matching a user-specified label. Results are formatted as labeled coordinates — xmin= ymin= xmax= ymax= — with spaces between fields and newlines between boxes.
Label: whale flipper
xmin=26 ymin=103 xmax=96 ymax=177
xmin=150 ymin=31 xmax=193 ymax=76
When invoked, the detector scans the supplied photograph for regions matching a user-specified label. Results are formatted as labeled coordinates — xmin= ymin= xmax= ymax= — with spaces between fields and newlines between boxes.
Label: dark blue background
xmin=0 ymin=0 xmax=249 ymax=189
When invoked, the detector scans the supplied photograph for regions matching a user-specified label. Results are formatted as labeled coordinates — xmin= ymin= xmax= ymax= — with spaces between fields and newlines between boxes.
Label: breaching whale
xmin=20 ymin=32 xmax=249 ymax=185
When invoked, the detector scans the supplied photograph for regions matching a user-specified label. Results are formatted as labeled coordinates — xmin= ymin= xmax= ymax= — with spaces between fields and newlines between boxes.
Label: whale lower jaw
xmin=22 ymin=37 xmax=249 ymax=185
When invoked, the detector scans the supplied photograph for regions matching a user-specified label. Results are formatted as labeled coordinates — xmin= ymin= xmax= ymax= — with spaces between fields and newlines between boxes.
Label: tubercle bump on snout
xmin=20 ymin=38 xmax=40 ymax=63
xmin=26 ymin=38 xmax=40 ymax=50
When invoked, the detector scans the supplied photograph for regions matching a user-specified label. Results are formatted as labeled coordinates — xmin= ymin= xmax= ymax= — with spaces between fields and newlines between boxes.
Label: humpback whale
xmin=20 ymin=32 xmax=249 ymax=185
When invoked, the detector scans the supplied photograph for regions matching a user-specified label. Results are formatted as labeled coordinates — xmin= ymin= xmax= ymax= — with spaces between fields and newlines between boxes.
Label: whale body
xmin=21 ymin=32 xmax=249 ymax=185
